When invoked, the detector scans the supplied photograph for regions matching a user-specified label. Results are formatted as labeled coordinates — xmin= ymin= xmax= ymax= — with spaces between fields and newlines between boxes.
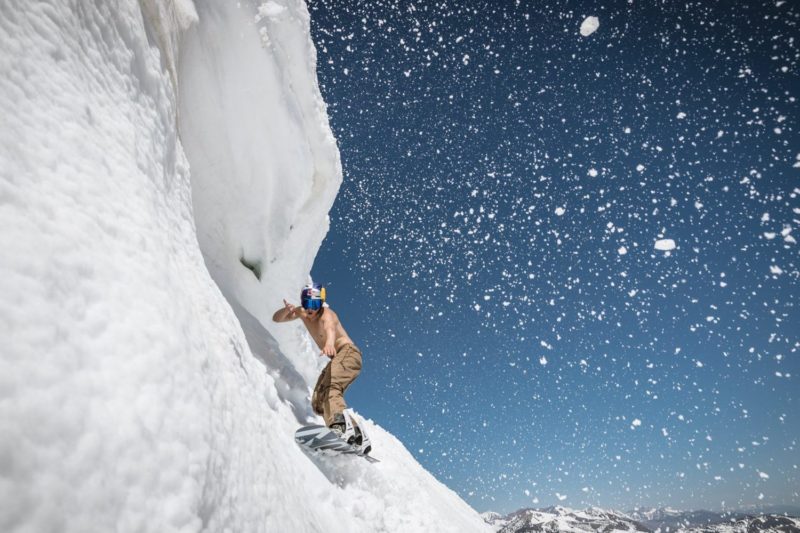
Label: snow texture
xmin=0 ymin=1 xmax=489 ymax=532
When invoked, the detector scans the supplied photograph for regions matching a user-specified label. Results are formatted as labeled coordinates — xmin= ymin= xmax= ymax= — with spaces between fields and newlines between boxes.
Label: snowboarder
xmin=272 ymin=283 xmax=363 ymax=441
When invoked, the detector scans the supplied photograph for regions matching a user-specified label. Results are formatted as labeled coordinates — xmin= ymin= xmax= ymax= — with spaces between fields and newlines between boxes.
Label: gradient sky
xmin=306 ymin=0 xmax=799 ymax=514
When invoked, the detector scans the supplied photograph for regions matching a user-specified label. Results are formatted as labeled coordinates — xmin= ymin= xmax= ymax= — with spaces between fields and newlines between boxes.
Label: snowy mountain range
xmin=484 ymin=506 xmax=649 ymax=533
xmin=628 ymin=507 xmax=800 ymax=531
xmin=483 ymin=506 xmax=800 ymax=533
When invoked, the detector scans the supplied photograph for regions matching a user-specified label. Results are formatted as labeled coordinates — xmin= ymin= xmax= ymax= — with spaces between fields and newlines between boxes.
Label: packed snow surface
xmin=0 ymin=1 xmax=489 ymax=532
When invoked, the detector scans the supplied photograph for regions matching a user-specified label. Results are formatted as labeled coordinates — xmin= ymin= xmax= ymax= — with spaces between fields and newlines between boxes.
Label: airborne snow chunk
xmin=654 ymin=239 xmax=676 ymax=251
xmin=580 ymin=16 xmax=600 ymax=37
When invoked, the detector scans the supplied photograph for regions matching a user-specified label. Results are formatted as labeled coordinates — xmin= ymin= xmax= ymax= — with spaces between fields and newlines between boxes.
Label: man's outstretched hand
xmin=283 ymin=299 xmax=298 ymax=317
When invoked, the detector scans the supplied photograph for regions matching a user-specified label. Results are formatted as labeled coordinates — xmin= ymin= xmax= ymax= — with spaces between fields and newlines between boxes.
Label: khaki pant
xmin=312 ymin=344 xmax=362 ymax=426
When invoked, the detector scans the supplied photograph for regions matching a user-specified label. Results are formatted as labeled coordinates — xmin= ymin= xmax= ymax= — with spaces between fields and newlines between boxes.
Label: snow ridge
xmin=0 ymin=1 xmax=488 ymax=532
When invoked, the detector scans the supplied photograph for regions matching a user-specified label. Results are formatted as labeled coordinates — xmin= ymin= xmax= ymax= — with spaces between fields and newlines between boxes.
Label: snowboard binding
xmin=337 ymin=410 xmax=372 ymax=456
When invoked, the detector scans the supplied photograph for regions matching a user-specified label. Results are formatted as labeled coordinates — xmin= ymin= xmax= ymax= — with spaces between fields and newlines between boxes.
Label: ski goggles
xmin=301 ymin=297 xmax=323 ymax=311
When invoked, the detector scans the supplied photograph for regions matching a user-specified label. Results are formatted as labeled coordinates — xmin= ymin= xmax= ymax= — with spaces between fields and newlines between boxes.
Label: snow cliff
xmin=0 ymin=1 xmax=489 ymax=531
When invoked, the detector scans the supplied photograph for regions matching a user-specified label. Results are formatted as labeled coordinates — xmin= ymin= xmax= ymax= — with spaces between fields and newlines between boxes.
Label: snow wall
xmin=0 ymin=1 xmax=490 ymax=532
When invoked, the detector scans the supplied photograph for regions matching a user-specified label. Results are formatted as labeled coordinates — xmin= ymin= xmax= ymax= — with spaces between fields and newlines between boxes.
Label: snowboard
xmin=295 ymin=415 xmax=378 ymax=463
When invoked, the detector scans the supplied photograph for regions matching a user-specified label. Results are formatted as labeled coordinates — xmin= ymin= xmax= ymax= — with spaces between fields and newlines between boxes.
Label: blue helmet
xmin=301 ymin=283 xmax=326 ymax=310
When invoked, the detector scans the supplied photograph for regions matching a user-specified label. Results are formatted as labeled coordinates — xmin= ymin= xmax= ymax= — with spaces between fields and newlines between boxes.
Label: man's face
xmin=301 ymin=307 xmax=321 ymax=319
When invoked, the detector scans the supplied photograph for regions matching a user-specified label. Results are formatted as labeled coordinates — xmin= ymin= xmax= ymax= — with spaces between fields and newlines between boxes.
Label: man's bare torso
xmin=302 ymin=307 xmax=354 ymax=352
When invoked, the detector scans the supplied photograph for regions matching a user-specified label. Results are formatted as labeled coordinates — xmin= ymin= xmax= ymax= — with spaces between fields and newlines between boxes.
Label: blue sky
xmin=307 ymin=0 xmax=799 ymax=514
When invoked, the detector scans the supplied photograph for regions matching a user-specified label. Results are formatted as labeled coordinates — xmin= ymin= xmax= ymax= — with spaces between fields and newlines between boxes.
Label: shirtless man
xmin=272 ymin=283 xmax=363 ymax=437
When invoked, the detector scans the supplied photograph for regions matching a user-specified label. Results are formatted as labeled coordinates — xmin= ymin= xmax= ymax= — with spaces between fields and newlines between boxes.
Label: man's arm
xmin=272 ymin=299 xmax=300 ymax=322
xmin=320 ymin=310 xmax=337 ymax=357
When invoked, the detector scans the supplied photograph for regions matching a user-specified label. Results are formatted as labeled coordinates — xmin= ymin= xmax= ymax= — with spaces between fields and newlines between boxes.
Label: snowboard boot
xmin=329 ymin=413 xmax=347 ymax=438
